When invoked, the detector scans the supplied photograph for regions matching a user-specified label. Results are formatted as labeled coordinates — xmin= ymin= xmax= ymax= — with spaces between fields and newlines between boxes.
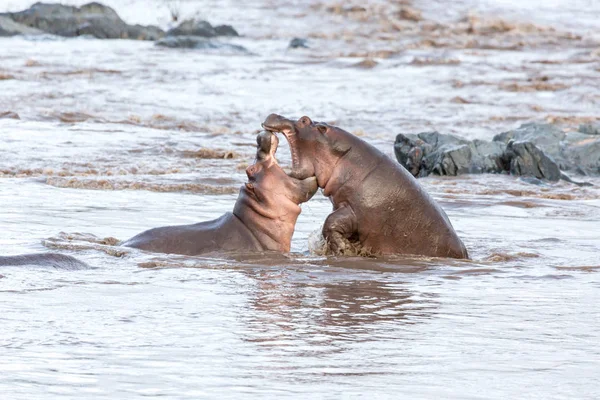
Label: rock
xmin=394 ymin=124 xmax=598 ymax=183
xmin=0 ymin=15 xmax=44 ymax=36
xmin=579 ymin=122 xmax=600 ymax=135
xmin=289 ymin=37 xmax=308 ymax=49
xmin=493 ymin=122 xmax=566 ymax=167
xmin=431 ymin=144 xmax=472 ymax=176
xmin=394 ymin=134 xmax=420 ymax=175
xmin=155 ymin=36 xmax=249 ymax=53
xmin=417 ymin=132 xmax=469 ymax=175
xmin=166 ymin=19 xmax=238 ymax=38
xmin=503 ymin=140 xmax=561 ymax=181
xmin=419 ymin=131 xmax=467 ymax=146
xmin=395 ymin=131 xmax=504 ymax=177
xmin=125 ymin=24 xmax=164 ymax=41
xmin=469 ymin=139 xmax=507 ymax=173
xmin=214 ymin=25 xmax=238 ymax=37
xmin=167 ymin=19 xmax=213 ymax=37
xmin=562 ymin=136 xmax=600 ymax=175
xmin=0 ymin=2 xmax=164 ymax=40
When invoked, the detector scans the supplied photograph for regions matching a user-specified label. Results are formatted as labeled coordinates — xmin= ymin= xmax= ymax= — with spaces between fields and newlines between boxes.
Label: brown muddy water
xmin=1 ymin=0 xmax=599 ymax=398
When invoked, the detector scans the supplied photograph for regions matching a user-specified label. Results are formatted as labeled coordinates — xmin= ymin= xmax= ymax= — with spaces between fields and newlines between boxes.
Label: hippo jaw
xmin=236 ymin=130 xmax=317 ymax=251
xmin=246 ymin=130 xmax=317 ymax=206
xmin=261 ymin=114 xmax=314 ymax=181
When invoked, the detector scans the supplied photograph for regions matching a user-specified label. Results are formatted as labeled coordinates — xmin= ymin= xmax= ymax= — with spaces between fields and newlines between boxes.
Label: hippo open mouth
xmin=244 ymin=130 xmax=280 ymax=197
xmin=256 ymin=129 xmax=279 ymax=162
xmin=244 ymin=130 xmax=317 ymax=204
xmin=261 ymin=114 xmax=302 ymax=177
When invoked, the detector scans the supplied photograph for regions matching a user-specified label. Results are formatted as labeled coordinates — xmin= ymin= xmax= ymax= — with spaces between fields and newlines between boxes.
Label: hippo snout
xmin=262 ymin=114 xmax=295 ymax=132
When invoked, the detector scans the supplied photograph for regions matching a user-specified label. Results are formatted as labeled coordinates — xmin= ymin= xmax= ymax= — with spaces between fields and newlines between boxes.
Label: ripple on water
xmin=45 ymin=177 xmax=239 ymax=194
xmin=554 ymin=265 xmax=600 ymax=272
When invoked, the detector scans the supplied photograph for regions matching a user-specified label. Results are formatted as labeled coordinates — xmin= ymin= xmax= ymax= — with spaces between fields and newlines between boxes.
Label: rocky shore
xmin=0 ymin=2 xmax=241 ymax=50
xmin=0 ymin=2 xmax=163 ymax=40
xmin=395 ymin=122 xmax=600 ymax=184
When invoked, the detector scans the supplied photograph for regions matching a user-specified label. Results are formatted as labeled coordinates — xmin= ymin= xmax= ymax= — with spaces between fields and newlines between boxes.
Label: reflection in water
xmin=243 ymin=267 xmax=438 ymax=348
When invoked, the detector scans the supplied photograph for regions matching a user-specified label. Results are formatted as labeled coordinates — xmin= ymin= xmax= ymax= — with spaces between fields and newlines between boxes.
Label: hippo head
xmin=239 ymin=131 xmax=318 ymax=218
xmin=261 ymin=114 xmax=351 ymax=188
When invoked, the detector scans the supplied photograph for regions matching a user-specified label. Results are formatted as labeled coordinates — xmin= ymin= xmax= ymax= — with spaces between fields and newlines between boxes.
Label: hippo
xmin=121 ymin=131 xmax=318 ymax=255
xmin=0 ymin=253 xmax=89 ymax=269
xmin=262 ymin=114 xmax=469 ymax=259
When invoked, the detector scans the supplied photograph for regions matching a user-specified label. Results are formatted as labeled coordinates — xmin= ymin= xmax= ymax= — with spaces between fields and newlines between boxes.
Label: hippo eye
xmin=317 ymin=124 xmax=328 ymax=135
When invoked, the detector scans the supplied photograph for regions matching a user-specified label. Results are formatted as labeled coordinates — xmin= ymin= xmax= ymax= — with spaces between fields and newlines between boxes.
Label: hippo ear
xmin=331 ymin=138 xmax=351 ymax=155
xmin=316 ymin=124 xmax=328 ymax=135
xmin=299 ymin=116 xmax=313 ymax=126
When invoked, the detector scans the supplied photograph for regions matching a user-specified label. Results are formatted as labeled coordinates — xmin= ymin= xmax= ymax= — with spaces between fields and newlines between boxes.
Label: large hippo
xmin=0 ymin=253 xmax=89 ymax=269
xmin=122 ymin=131 xmax=318 ymax=255
xmin=262 ymin=114 xmax=469 ymax=259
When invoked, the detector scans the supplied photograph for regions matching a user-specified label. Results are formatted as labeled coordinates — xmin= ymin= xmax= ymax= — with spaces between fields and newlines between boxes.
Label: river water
xmin=1 ymin=0 xmax=599 ymax=398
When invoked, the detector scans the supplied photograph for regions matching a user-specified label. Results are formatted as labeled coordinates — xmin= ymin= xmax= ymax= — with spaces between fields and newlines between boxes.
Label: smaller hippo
xmin=0 ymin=253 xmax=89 ymax=269
xmin=122 ymin=131 xmax=318 ymax=255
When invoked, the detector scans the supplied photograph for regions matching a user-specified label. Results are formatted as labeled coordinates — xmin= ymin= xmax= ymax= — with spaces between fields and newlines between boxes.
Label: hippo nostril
xmin=246 ymin=164 xmax=263 ymax=180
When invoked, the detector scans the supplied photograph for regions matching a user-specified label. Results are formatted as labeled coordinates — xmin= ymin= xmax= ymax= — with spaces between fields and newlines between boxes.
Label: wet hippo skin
xmin=262 ymin=114 xmax=469 ymax=259
xmin=122 ymin=131 xmax=317 ymax=255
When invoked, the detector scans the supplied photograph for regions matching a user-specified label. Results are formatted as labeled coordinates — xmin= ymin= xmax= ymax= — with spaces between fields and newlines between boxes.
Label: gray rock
xmin=415 ymin=132 xmax=468 ymax=176
xmin=394 ymin=125 xmax=597 ymax=184
xmin=430 ymin=144 xmax=473 ymax=176
xmin=469 ymin=139 xmax=506 ymax=173
xmin=124 ymin=24 xmax=164 ymax=41
xmin=395 ymin=131 xmax=504 ymax=177
xmin=394 ymin=134 xmax=420 ymax=175
xmin=493 ymin=122 xmax=567 ymax=168
xmin=0 ymin=2 xmax=164 ymax=40
xmin=155 ymin=36 xmax=249 ymax=53
xmin=579 ymin=123 xmax=600 ymax=135
xmin=166 ymin=19 xmax=238 ymax=38
xmin=0 ymin=15 xmax=44 ymax=36
xmin=503 ymin=140 xmax=561 ymax=181
xmin=562 ymin=136 xmax=600 ymax=175
xmin=418 ymin=131 xmax=468 ymax=148
xmin=214 ymin=24 xmax=238 ymax=37
xmin=289 ymin=38 xmax=309 ymax=48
